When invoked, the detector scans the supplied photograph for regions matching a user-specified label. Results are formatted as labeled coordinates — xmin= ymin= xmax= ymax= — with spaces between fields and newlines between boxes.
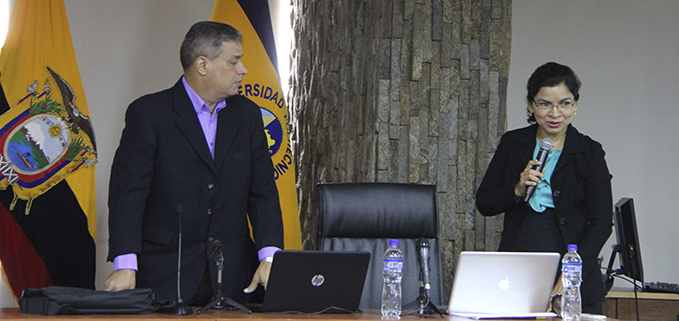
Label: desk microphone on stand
xmin=416 ymin=238 xmax=443 ymax=318
xmin=197 ymin=238 xmax=251 ymax=314
xmin=157 ymin=204 xmax=193 ymax=315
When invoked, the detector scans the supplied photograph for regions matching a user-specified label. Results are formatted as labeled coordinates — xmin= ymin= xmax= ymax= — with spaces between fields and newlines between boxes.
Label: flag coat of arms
xmin=211 ymin=0 xmax=302 ymax=250
xmin=0 ymin=0 xmax=97 ymax=304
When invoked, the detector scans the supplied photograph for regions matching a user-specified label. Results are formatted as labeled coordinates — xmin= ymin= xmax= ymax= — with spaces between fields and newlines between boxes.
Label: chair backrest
xmin=316 ymin=182 xmax=443 ymax=310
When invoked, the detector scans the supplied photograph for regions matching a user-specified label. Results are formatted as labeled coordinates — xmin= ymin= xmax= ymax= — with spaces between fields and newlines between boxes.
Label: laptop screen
xmin=448 ymin=251 xmax=560 ymax=316
xmin=262 ymin=250 xmax=371 ymax=313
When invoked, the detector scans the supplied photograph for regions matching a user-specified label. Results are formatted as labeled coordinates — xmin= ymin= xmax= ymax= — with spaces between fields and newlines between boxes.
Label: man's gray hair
xmin=180 ymin=21 xmax=242 ymax=72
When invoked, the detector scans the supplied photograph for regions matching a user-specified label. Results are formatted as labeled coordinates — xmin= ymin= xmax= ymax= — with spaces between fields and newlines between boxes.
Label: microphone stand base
xmin=419 ymin=300 xmax=444 ymax=318
xmin=404 ymin=296 xmax=444 ymax=318
xmin=197 ymin=295 xmax=251 ymax=314
xmin=157 ymin=301 xmax=193 ymax=315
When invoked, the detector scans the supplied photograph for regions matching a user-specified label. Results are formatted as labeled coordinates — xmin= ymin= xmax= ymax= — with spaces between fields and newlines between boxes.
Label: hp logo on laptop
xmin=311 ymin=274 xmax=325 ymax=287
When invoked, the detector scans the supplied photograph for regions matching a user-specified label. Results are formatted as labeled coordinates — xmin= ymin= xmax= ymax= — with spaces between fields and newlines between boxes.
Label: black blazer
xmin=107 ymin=79 xmax=284 ymax=302
xmin=476 ymin=124 xmax=613 ymax=305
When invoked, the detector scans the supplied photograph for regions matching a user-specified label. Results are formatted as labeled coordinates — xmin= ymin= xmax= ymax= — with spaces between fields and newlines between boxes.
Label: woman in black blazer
xmin=476 ymin=62 xmax=613 ymax=314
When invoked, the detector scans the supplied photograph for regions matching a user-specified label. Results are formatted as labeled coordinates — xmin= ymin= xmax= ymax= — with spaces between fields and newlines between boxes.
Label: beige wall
xmin=508 ymin=1 xmax=679 ymax=288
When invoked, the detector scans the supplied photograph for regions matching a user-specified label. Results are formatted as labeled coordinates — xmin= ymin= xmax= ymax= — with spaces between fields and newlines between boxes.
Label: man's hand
xmin=243 ymin=260 xmax=272 ymax=293
xmin=104 ymin=269 xmax=136 ymax=291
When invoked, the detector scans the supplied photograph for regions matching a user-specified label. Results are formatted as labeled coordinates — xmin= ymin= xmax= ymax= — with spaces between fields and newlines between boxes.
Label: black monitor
xmin=613 ymin=197 xmax=644 ymax=284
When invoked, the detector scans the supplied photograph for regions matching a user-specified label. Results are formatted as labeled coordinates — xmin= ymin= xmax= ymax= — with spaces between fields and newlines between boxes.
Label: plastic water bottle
xmin=562 ymin=244 xmax=582 ymax=321
xmin=381 ymin=239 xmax=403 ymax=317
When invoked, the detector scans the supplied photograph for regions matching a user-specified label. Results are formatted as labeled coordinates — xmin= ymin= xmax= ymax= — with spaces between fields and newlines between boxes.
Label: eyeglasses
xmin=533 ymin=99 xmax=576 ymax=111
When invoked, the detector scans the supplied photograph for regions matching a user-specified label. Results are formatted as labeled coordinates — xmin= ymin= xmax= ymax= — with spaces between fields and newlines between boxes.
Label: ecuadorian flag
xmin=211 ymin=0 xmax=302 ymax=250
xmin=0 ymin=0 xmax=97 ymax=305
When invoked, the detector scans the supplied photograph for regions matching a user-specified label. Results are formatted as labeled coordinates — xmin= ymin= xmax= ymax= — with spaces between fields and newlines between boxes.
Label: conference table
xmin=0 ymin=308 xmax=626 ymax=321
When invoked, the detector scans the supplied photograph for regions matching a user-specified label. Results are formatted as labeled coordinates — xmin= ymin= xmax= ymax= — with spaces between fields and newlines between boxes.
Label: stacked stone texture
xmin=289 ymin=0 xmax=512 ymax=300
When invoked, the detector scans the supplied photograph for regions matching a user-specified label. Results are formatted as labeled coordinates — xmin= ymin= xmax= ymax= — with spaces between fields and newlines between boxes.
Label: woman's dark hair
xmin=525 ymin=62 xmax=581 ymax=123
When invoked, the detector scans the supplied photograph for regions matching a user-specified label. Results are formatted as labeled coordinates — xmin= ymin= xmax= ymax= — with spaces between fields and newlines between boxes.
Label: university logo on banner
xmin=0 ymin=67 xmax=97 ymax=213
xmin=261 ymin=107 xmax=283 ymax=156
xmin=253 ymin=89 xmax=290 ymax=179
xmin=212 ymin=0 xmax=302 ymax=249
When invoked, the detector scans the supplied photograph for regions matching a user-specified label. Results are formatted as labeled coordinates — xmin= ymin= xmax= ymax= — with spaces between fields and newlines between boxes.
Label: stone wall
xmin=289 ymin=0 xmax=512 ymax=300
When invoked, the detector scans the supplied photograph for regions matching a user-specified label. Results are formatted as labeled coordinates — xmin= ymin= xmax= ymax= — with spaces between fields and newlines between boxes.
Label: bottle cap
xmin=568 ymin=244 xmax=577 ymax=251
xmin=389 ymin=239 xmax=399 ymax=247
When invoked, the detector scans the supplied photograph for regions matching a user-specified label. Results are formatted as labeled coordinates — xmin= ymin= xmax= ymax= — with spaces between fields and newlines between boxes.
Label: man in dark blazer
xmin=104 ymin=21 xmax=284 ymax=306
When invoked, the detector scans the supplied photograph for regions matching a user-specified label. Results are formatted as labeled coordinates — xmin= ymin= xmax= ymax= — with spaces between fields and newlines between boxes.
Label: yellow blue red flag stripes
xmin=0 ymin=0 xmax=97 ymax=302
xmin=211 ymin=0 xmax=302 ymax=250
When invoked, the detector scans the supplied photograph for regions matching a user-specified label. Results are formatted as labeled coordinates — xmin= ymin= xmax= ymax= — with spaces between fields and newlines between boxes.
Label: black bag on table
xmin=19 ymin=286 xmax=155 ymax=315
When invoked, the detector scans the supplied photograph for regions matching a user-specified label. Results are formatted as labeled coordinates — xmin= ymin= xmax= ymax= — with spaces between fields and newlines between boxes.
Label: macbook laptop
xmin=256 ymin=250 xmax=371 ymax=313
xmin=447 ymin=251 xmax=561 ymax=319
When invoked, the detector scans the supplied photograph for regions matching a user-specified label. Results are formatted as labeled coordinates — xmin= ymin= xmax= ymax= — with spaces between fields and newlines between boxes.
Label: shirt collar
xmin=182 ymin=77 xmax=226 ymax=115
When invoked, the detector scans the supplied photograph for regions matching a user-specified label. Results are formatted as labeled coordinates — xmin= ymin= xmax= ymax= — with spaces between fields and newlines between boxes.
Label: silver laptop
xmin=259 ymin=250 xmax=371 ymax=313
xmin=448 ymin=251 xmax=560 ymax=318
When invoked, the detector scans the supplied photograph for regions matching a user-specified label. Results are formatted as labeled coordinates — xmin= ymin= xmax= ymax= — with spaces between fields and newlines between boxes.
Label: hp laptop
xmin=448 ymin=251 xmax=561 ymax=319
xmin=257 ymin=250 xmax=371 ymax=313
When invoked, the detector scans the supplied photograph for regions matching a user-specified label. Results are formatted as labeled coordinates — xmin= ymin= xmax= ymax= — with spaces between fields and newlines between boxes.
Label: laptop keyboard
xmin=644 ymin=282 xmax=679 ymax=294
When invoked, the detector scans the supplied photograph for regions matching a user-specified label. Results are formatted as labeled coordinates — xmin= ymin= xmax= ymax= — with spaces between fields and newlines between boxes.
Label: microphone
xmin=523 ymin=138 xmax=554 ymax=202
xmin=197 ymin=238 xmax=251 ymax=314
xmin=410 ymin=238 xmax=444 ymax=317
xmin=417 ymin=238 xmax=431 ymax=299
xmin=158 ymin=204 xmax=193 ymax=315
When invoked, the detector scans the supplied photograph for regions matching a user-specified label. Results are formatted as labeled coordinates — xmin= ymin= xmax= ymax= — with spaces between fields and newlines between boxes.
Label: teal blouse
xmin=528 ymin=139 xmax=563 ymax=213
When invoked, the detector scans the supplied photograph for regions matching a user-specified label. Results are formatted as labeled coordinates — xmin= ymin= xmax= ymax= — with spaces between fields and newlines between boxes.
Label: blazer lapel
xmin=554 ymin=125 xmax=581 ymax=173
xmin=171 ymin=80 xmax=216 ymax=172
xmin=214 ymin=103 xmax=239 ymax=170
xmin=513 ymin=125 xmax=538 ymax=165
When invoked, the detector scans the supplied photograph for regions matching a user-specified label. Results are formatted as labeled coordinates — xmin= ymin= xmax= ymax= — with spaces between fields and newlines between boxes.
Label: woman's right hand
xmin=515 ymin=160 xmax=544 ymax=197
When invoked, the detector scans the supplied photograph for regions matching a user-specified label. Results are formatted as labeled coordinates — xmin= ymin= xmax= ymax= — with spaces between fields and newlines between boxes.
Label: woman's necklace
xmin=538 ymin=134 xmax=566 ymax=153
xmin=550 ymin=135 xmax=566 ymax=152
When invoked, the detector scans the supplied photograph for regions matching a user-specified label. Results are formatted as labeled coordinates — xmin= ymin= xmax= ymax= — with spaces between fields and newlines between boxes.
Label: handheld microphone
xmin=417 ymin=238 xmax=431 ymax=299
xmin=523 ymin=138 xmax=554 ymax=202
xmin=158 ymin=204 xmax=193 ymax=315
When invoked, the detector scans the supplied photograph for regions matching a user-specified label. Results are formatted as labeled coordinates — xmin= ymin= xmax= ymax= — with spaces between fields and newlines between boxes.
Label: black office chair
xmin=316 ymin=182 xmax=443 ymax=310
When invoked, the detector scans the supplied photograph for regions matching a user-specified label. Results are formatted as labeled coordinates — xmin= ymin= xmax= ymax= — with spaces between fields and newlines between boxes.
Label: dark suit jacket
xmin=107 ymin=79 xmax=284 ymax=302
xmin=476 ymin=124 xmax=613 ymax=305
